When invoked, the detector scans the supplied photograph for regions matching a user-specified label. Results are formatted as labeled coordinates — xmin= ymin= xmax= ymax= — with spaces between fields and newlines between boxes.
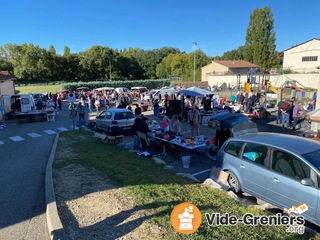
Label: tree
xmin=220 ymin=46 xmax=245 ymax=60
xmin=156 ymin=50 xmax=211 ymax=81
xmin=244 ymin=6 xmax=276 ymax=70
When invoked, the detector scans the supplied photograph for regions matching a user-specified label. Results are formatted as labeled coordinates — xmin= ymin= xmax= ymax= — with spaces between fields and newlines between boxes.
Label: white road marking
xmin=0 ymin=141 xmax=4 ymax=145
xmin=28 ymin=133 xmax=42 ymax=138
xmin=70 ymin=126 xmax=79 ymax=130
xmin=9 ymin=136 xmax=25 ymax=142
xmin=44 ymin=130 xmax=56 ymax=135
xmin=58 ymin=127 xmax=68 ymax=131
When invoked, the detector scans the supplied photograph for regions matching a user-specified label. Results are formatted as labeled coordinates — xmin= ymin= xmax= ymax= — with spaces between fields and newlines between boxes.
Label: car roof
xmin=212 ymin=112 xmax=248 ymax=121
xmin=230 ymin=132 xmax=320 ymax=155
xmin=105 ymin=108 xmax=132 ymax=113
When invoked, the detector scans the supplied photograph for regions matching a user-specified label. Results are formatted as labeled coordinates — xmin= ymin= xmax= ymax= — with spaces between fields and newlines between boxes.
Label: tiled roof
xmin=0 ymin=72 xmax=16 ymax=81
xmin=0 ymin=71 xmax=10 ymax=75
xmin=214 ymin=60 xmax=259 ymax=68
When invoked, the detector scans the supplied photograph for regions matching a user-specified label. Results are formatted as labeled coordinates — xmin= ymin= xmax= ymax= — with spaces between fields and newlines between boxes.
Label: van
xmin=0 ymin=94 xmax=36 ymax=113
xmin=115 ymin=87 xmax=129 ymax=94
xmin=214 ymin=132 xmax=320 ymax=227
xmin=144 ymin=88 xmax=175 ymax=101
xmin=131 ymin=87 xmax=147 ymax=93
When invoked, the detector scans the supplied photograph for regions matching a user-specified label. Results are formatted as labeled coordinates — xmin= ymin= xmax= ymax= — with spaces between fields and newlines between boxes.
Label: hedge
xmin=61 ymin=79 xmax=171 ymax=92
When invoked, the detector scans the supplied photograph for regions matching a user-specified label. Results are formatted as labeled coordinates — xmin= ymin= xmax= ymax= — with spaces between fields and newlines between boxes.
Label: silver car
xmin=216 ymin=132 xmax=320 ymax=226
xmin=94 ymin=108 xmax=135 ymax=134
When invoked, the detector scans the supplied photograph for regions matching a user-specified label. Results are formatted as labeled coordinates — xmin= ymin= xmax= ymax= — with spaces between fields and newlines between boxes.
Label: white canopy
xmin=95 ymin=87 xmax=115 ymax=91
xmin=177 ymin=86 xmax=216 ymax=97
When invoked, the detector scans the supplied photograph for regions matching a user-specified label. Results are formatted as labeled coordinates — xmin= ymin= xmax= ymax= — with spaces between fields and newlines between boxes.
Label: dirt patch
xmin=54 ymin=164 xmax=164 ymax=240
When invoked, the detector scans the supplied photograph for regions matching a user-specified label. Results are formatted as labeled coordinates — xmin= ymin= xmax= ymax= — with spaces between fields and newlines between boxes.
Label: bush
xmin=61 ymin=79 xmax=171 ymax=92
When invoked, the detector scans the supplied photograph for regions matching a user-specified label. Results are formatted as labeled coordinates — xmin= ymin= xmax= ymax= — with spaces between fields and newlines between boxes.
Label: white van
xmin=0 ymin=94 xmax=36 ymax=113
xmin=144 ymin=88 xmax=175 ymax=101
xmin=115 ymin=87 xmax=129 ymax=94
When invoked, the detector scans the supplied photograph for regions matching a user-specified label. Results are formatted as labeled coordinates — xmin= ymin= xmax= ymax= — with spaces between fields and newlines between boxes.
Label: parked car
xmin=215 ymin=132 xmax=320 ymax=226
xmin=32 ymin=93 xmax=47 ymax=106
xmin=144 ymin=88 xmax=175 ymax=101
xmin=210 ymin=112 xmax=257 ymax=148
xmin=94 ymin=108 xmax=135 ymax=134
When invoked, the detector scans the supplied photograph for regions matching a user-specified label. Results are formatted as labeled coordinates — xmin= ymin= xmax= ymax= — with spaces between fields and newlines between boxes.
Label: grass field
xmin=53 ymin=130 xmax=316 ymax=240
xmin=15 ymin=84 xmax=62 ymax=94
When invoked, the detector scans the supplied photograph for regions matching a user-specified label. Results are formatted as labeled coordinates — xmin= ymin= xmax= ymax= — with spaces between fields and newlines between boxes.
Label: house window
xmin=302 ymin=56 xmax=318 ymax=62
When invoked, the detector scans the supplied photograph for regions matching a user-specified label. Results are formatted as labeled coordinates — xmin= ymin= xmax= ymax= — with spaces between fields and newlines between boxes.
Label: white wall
xmin=207 ymin=73 xmax=320 ymax=89
xmin=283 ymin=39 xmax=320 ymax=73
xmin=0 ymin=80 xmax=15 ymax=95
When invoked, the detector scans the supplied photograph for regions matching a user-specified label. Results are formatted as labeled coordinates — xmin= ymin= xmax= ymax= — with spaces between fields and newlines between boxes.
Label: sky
xmin=1 ymin=0 xmax=319 ymax=57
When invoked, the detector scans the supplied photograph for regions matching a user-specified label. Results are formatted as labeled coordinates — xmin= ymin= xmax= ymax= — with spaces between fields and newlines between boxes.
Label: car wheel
xmin=227 ymin=172 xmax=241 ymax=193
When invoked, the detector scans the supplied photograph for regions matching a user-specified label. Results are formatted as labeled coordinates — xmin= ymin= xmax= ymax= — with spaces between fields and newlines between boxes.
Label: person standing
xmin=280 ymin=99 xmax=290 ymax=129
xmin=172 ymin=114 xmax=181 ymax=135
xmin=288 ymin=97 xmax=295 ymax=127
xmin=134 ymin=104 xmax=142 ymax=116
xmin=77 ymin=102 xmax=86 ymax=122
xmin=187 ymin=105 xmax=201 ymax=136
xmin=276 ymin=99 xmax=284 ymax=124
xmin=57 ymin=96 xmax=62 ymax=110
xmin=153 ymin=99 xmax=160 ymax=116
xmin=292 ymin=102 xmax=302 ymax=131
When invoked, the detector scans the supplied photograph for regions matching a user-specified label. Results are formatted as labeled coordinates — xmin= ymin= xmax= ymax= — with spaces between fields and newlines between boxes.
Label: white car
xmin=94 ymin=108 xmax=135 ymax=134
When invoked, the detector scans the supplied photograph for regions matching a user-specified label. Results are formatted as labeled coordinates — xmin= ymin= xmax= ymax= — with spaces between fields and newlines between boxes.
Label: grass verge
xmin=16 ymin=84 xmax=62 ymax=94
xmin=54 ymin=130 xmax=316 ymax=240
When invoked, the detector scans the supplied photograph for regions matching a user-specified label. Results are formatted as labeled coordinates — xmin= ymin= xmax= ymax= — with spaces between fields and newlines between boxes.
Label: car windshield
xmin=302 ymin=149 xmax=320 ymax=171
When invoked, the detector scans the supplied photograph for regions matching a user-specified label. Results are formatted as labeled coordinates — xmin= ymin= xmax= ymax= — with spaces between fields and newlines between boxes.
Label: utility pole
xmin=192 ymin=42 xmax=197 ymax=82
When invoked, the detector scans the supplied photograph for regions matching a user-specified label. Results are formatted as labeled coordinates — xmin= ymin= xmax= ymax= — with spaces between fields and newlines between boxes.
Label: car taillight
xmin=112 ymin=121 xmax=118 ymax=125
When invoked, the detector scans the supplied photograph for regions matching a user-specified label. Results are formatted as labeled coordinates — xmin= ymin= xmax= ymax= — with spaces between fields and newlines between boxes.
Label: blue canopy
xmin=177 ymin=86 xmax=216 ymax=97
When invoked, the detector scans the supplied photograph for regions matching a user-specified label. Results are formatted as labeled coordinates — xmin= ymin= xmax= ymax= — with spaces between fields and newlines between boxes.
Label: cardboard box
xmin=115 ymin=135 xmax=124 ymax=144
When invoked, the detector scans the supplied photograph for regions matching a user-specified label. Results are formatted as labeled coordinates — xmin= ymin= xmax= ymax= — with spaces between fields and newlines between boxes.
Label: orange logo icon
xmin=170 ymin=202 xmax=202 ymax=234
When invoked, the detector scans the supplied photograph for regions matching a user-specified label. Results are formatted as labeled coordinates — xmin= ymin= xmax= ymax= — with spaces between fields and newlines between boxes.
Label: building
xmin=201 ymin=60 xmax=259 ymax=82
xmin=0 ymin=71 xmax=16 ymax=95
xmin=283 ymin=38 xmax=320 ymax=73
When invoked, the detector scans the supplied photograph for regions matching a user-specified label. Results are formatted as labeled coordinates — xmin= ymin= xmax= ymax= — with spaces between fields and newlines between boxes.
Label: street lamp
xmin=192 ymin=42 xmax=197 ymax=82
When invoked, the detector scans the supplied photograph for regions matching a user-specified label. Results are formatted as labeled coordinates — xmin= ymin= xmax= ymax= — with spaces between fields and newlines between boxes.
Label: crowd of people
xmin=276 ymin=97 xmax=314 ymax=131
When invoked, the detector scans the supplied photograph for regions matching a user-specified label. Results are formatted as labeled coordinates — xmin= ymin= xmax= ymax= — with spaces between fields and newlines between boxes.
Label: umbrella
xmin=177 ymin=86 xmax=216 ymax=97
xmin=77 ymin=87 xmax=89 ymax=90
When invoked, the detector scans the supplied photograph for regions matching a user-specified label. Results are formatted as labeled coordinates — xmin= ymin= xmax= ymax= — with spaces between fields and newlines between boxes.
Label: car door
xmin=266 ymin=149 xmax=318 ymax=223
xmin=122 ymin=112 xmax=135 ymax=130
xmin=95 ymin=111 xmax=107 ymax=130
xmin=238 ymin=142 xmax=269 ymax=199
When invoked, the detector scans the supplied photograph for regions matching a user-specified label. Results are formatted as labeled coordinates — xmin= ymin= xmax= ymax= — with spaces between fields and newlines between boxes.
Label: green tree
xmin=79 ymin=46 xmax=114 ymax=80
xmin=156 ymin=50 xmax=211 ymax=81
xmin=244 ymin=6 xmax=276 ymax=70
xmin=220 ymin=46 xmax=245 ymax=60
xmin=0 ymin=44 xmax=14 ymax=73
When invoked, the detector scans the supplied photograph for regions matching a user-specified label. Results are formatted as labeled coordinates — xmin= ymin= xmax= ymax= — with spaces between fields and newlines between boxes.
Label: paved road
xmin=0 ymin=102 xmax=75 ymax=240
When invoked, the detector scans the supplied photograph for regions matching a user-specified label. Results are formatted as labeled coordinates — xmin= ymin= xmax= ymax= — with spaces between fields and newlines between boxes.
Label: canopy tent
xmin=95 ymin=87 xmax=115 ymax=91
xmin=176 ymin=86 xmax=216 ymax=97
xmin=77 ymin=86 xmax=89 ymax=90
